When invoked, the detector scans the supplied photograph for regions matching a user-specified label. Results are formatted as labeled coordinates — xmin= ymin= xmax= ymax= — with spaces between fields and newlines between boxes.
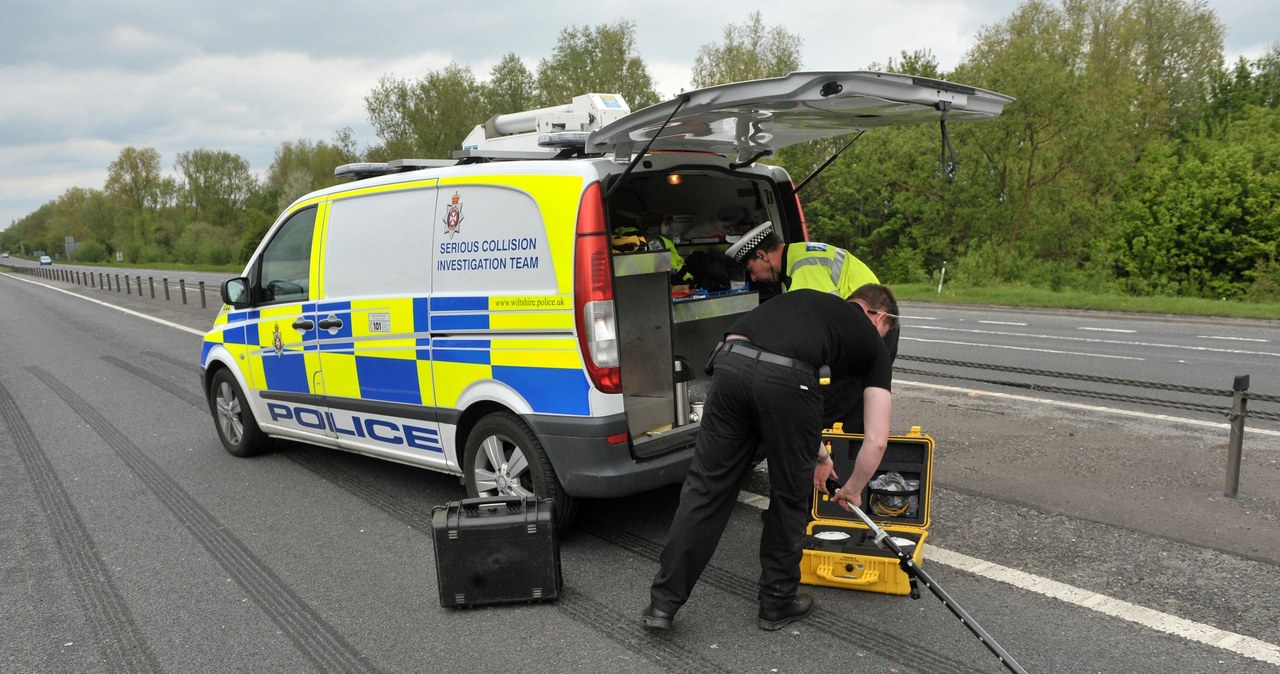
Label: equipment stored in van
xmin=200 ymin=72 xmax=1012 ymax=530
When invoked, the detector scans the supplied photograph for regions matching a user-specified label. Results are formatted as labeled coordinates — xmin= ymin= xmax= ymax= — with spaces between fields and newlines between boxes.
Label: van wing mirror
xmin=220 ymin=277 xmax=251 ymax=308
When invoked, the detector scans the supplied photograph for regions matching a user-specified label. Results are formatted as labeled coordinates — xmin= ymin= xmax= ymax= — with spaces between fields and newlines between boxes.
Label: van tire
xmin=463 ymin=411 xmax=577 ymax=530
xmin=209 ymin=368 xmax=270 ymax=458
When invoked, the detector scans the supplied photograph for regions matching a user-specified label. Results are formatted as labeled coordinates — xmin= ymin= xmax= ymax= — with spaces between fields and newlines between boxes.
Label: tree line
xmin=4 ymin=2 xmax=1278 ymax=302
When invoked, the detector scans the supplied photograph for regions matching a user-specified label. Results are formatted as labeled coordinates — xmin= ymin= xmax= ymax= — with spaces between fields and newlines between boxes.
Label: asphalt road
xmin=896 ymin=303 xmax=1280 ymax=432
xmin=3 ymin=269 xmax=1278 ymax=673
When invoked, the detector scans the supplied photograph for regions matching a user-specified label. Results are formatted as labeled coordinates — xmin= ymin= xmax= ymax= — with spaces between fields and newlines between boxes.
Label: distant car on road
xmin=39 ymin=255 xmax=52 ymax=265
xmin=1 ymin=252 xmax=9 ymax=258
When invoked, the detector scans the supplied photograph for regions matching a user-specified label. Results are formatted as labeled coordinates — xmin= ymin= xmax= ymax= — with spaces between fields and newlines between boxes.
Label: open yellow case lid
xmin=812 ymin=425 xmax=934 ymax=530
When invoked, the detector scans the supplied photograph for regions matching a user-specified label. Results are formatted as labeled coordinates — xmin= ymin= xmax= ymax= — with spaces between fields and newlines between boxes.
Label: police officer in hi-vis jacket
xmin=727 ymin=221 xmax=898 ymax=433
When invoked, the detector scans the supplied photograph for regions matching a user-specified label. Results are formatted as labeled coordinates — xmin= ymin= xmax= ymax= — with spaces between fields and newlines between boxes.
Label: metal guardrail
xmin=7 ymin=263 xmax=217 ymax=309
xmin=896 ymin=354 xmax=1276 ymax=498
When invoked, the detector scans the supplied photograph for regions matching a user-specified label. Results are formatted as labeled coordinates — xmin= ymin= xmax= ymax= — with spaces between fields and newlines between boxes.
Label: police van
xmin=200 ymin=71 xmax=1010 ymax=528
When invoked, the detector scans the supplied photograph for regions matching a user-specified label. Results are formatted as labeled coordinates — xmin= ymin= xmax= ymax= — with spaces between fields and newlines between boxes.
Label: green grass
xmin=894 ymin=283 xmax=1280 ymax=321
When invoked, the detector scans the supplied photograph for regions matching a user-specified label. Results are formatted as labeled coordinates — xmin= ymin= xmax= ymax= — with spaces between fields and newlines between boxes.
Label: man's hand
xmin=829 ymin=475 xmax=864 ymax=511
xmin=814 ymin=459 xmax=837 ymax=493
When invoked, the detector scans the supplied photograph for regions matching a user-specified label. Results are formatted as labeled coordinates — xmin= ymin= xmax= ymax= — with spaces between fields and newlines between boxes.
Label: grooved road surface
xmin=3 ymin=271 xmax=1278 ymax=673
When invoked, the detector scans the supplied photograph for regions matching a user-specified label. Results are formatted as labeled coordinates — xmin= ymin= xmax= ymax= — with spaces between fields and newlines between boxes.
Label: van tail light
xmin=574 ymin=182 xmax=622 ymax=394
xmin=792 ymin=180 xmax=812 ymax=242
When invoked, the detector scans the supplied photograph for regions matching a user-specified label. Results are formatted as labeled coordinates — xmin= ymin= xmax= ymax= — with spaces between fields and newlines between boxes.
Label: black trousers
xmin=649 ymin=349 xmax=822 ymax=612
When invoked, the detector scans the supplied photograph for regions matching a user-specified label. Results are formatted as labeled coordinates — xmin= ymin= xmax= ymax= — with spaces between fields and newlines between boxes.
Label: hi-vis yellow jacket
xmin=784 ymin=242 xmax=878 ymax=298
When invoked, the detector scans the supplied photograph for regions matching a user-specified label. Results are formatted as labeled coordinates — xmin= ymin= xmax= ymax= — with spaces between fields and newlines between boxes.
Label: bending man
xmin=643 ymin=284 xmax=899 ymax=632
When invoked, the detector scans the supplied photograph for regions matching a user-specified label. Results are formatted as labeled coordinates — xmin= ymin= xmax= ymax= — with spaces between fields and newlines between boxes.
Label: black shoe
xmin=757 ymin=593 xmax=814 ymax=631
xmin=641 ymin=604 xmax=675 ymax=631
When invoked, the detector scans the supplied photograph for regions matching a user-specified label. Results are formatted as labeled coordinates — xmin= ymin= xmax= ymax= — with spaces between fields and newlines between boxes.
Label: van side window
xmin=257 ymin=206 xmax=316 ymax=304
xmin=325 ymin=189 xmax=435 ymax=297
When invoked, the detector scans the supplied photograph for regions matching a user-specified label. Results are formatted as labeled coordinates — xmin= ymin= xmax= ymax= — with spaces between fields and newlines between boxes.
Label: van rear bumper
xmin=526 ymin=414 xmax=697 ymax=499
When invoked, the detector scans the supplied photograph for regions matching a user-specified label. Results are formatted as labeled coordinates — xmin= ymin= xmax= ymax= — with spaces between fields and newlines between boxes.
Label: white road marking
xmin=927 ymin=547 xmax=1280 ymax=667
xmin=910 ymin=324 xmax=1280 ymax=358
xmin=906 ymin=336 xmax=1144 ymax=360
xmin=1198 ymin=335 xmax=1269 ymax=343
xmin=1078 ymin=326 xmax=1136 ymax=333
xmin=978 ymin=320 xmax=1026 ymax=326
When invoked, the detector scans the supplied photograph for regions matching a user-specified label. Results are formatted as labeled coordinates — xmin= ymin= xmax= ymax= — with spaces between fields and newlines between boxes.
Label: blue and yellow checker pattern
xmin=203 ymin=293 xmax=589 ymax=416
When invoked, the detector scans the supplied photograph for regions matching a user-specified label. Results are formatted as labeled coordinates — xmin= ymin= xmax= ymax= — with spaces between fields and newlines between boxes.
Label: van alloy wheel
xmin=463 ymin=411 xmax=577 ymax=530
xmin=473 ymin=434 xmax=536 ymax=498
xmin=209 ymin=368 xmax=270 ymax=458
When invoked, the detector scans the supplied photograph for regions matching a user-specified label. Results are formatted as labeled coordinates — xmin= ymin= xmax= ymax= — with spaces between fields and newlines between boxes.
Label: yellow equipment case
xmin=800 ymin=425 xmax=934 ymax=597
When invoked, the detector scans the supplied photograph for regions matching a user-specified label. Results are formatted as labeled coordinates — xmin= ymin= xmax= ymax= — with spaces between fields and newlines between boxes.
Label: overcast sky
xmin=1 ymin=0 xmax=1274 ymax=230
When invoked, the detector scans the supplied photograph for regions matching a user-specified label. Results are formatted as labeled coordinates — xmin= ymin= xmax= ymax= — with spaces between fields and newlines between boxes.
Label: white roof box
xmin=457 ymin=93 xmax=631 ymax=158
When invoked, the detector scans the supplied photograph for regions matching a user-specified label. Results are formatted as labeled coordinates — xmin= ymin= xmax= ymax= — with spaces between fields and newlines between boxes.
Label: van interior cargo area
xmin=608 ymin=169 xmax=788 ymax=454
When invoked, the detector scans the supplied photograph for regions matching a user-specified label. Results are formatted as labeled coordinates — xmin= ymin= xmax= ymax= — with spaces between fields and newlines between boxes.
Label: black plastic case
xmin=431 ymin=496 xmax=561 ymax=608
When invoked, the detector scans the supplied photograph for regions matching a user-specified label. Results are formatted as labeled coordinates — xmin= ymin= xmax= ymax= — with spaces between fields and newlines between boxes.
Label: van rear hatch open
xmin=596 ymin=72 xmax=1012 ymax=458
xmin=588 ymin=71 xmax=1013 ymax=162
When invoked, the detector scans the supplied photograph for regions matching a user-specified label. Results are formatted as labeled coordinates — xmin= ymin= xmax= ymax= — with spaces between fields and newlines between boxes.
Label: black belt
xmin=721 ymin=340 xmax=816 ymax=376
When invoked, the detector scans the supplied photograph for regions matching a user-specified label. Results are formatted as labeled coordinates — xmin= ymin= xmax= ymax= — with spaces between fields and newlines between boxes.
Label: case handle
xmin=815 ymin=559 xmax=880 ymax=587
xmin=460 ymin=495 xmax=527 ymax=513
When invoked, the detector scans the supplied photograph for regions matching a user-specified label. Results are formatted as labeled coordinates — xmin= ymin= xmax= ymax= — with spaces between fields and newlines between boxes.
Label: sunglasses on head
xmin=865 ymin=309 xmax=899 ymax=319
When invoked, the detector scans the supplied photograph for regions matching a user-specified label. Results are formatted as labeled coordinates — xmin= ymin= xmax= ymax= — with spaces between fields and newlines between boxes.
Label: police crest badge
xmin=443 ymin=191 xmax=464 ymax=238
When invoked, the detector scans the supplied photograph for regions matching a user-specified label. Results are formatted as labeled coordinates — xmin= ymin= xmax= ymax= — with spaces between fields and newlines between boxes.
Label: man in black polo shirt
xmin=643 ymin=284 xmax=898 ymax=632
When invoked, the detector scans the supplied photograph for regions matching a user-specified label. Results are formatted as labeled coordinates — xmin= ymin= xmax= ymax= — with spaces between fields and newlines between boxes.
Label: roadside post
xmin=1224 ymin=375 xmax=1249 ymax=498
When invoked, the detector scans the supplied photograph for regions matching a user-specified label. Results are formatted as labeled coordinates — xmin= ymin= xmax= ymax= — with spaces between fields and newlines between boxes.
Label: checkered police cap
xmin=725 ymin=221 xmax=774 ymax=262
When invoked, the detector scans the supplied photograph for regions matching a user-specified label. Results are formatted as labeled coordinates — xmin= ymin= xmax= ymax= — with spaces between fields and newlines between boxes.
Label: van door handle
xmin=292 ymin=318 xmax=315 ymax=331
xmin=318 ymin=316 xmax=343 ymax=331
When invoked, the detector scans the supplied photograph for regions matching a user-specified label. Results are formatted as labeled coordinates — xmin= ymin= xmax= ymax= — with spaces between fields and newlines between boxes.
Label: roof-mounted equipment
xmin=335 ymin=158 xmax=458 ymax=181
xmin=456 ymin=94 xmax=631 ymax=159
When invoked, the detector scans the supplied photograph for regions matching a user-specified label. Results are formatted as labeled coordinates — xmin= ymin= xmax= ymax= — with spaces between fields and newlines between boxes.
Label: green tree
xmin=264 ymin=131 xmax=360 ymax=212
xmin=104 ymin=147 xmax=172 ymax=214
xmin=690 ymin=11 xmax=802 ymax=88
xmin=365 ymin=63 xmax=487 ymax=160
xmin=175 ymin=149 xmax=256 ymax=228
xmin=793 ymin=121 xmax=961 ymax=284
xmin=791 ymin=0 xmax=1226 ymax=289
xmin=4 ymin=202 xmax=55 ymax=258
xmin=1205 ymin=57 xmax=1263 ymax=131
xmin=943 ymin=0 xmax=1220 ymax=283
xmin=73 ymin=239 xmax=109 ymax=263
xmin=1204 ymin=43 xmax=1280 ymax=132
xmin=1110 ymin=104 xmax=1280 ymax=298
xmin=1124 ymin=0 xmax=1224 ymax=136
xmin=535 ymin=21 xmax=660 ymax=108
xmin=879 ymin=49 xmax=944 ymax=79
xmin=1256 ymin=43 xmax=1280 ymax=108
xmin=46 ymin=188 xmax=90 ymax=243
xmin=485 ymin=53 xmax=537 ymax=115
xmin=173 ymin=220 xmax=239 ymax=265
xmin=961 ymin=0 xmax=1103 ymax=239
